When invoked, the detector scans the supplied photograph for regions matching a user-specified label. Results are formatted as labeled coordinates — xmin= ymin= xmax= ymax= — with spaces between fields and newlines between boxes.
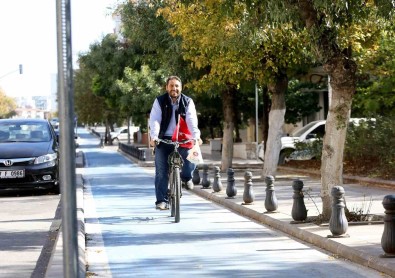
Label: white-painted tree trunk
xmin=262 ymin=78 xmax=287 ymax=179
xmin=320 ymin=70 xmax=355 ymax=218
xmin=293 ymin=0 xmax=358 ymax=220
xmin=262 ymin=108 xmax=285 ymax=177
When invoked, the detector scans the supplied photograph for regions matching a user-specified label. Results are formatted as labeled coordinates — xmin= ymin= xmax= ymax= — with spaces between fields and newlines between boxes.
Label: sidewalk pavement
xmin=47 ymin=143 xmax=395 ymax=277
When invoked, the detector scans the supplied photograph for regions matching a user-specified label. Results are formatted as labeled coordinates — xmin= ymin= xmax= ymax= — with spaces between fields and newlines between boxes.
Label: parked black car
xmin=0 ymin=118 xmax=59 ymax=194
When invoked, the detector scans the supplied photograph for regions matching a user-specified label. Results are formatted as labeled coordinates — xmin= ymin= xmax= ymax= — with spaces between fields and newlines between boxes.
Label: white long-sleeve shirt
xmin=149 ymin=94 xmax=201 ymax=140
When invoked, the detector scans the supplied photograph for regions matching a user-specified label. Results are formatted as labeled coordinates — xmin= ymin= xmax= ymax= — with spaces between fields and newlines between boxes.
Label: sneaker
xmin=183 ymin=180 xmax=194 ymax=190
xmin=156 ymin=202 xmax=168 ymax=210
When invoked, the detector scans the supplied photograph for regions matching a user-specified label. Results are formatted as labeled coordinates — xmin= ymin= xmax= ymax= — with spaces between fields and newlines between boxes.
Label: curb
xmin=76 ymin=173 xmax=86 ymax=278
xmin=190 ymin=187 xmax=395 ymax=278
xmin=76 ymin=151 xmax=85 ymax=168
xmin=44 ymin=173 xmax=85 ymax=277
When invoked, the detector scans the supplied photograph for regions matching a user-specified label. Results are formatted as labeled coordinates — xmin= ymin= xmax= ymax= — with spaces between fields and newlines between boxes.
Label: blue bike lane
xmin=79 ymin=132 xmax=387 ymax=278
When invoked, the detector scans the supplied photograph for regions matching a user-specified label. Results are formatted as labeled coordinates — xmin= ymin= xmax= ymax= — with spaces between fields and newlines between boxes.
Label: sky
xmin=0 ymin=0 xmax=121 ymax=98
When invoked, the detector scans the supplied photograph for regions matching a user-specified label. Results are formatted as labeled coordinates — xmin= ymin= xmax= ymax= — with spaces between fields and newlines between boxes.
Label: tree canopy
xmin=116 ymin=65 xmax=165 ymax=131
xmin=234 ymin=0 xmax=394 ymax=218
xmin=353 ymin=29 xmax=395 ymax=116
xmin=0 ymin=89 xmax=17 ymax=119
xmin=73 ymin=0 xmax=394 ymax=202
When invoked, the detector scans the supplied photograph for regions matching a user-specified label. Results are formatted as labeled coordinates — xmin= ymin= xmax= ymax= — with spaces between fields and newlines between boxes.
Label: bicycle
xmin=155 ymin=138 xmax=194 ymax=223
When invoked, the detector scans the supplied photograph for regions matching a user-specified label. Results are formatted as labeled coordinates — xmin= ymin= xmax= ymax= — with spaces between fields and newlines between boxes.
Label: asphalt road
xmin=81 ymin=137 xmax=389 ymax=278
xmin=0 ymin=190 xmax=60 ymax=278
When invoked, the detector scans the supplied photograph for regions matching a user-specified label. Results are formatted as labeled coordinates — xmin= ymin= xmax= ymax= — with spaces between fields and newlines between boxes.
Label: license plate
xmin=0 ymin=170 xmax=25 ymax=178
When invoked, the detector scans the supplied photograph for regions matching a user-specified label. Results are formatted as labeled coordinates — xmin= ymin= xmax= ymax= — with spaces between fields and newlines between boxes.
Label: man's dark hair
xmin=166 ymin=76 xmax=182 ymax=85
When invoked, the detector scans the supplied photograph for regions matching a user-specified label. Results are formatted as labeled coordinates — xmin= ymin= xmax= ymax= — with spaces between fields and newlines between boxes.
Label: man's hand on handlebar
xmin=150 ymin=139 xmax=157 ymax=147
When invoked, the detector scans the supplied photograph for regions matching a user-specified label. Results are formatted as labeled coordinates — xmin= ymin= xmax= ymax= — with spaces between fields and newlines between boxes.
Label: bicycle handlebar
xmin=155 ymin=138 xmax=195 ymax=146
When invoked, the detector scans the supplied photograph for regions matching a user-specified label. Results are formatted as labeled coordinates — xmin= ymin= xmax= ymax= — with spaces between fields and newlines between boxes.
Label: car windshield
xmin=0 ymin=122 xmax=51 ymax=142
xmin=291 ymin=121 xmax=323 ymax=137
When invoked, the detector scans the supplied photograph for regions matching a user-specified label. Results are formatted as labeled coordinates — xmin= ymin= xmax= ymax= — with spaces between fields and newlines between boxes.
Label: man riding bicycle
xmin=149 ymin=76 xmax=202 ymax=210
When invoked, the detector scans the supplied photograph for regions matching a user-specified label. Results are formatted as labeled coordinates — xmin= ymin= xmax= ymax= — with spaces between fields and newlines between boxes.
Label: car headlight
xmin=34 ymin=153 xmax=58 ymax=165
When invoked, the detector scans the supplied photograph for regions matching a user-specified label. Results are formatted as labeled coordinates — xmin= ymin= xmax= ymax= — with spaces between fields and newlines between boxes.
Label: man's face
xmin=166 ymin=79 xmax=182 ymax=100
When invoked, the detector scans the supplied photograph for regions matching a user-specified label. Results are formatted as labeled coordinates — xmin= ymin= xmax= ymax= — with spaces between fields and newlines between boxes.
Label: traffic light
xmin=19 ymin=64 xmax=23 ymax=74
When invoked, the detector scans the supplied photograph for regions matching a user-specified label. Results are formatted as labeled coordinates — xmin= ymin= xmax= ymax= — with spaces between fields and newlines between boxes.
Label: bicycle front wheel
xmin=173 ymin=167 xmax=181 ymax=223
xmin=168 ymin=168 xmax=175 ymax=217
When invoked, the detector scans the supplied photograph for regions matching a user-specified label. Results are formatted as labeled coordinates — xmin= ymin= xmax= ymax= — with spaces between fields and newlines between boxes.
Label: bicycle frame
xmin=156 ymin=138 xmax=194 ymax=223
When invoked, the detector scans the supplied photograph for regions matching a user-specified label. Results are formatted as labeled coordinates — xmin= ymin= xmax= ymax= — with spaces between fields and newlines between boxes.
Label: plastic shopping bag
xmin=186 ymin=143 xmax=204 ymax=164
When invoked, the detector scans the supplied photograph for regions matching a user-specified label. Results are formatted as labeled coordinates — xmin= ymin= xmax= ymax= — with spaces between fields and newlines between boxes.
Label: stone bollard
xmin=212 ymin=166 xmax=223 ymax=192
xmin=291 ymin=179 xmax=307 ymax=222
xmin=264 ymin=175 xmax=278 ymax=213
xmin=242 ymin=171 xmax=254 ymax=205
xmin=328 ymin=186 xmax=349 ymax=238
xmin=226 ymin=168 xmax=237 ymax=199
xmin=192 ymin=166 xmax=201 ymax=185
xmin=381 ymin=194 xmax=395 ymax=257
xmin=201 ymin=164 xmax=211 ymax=189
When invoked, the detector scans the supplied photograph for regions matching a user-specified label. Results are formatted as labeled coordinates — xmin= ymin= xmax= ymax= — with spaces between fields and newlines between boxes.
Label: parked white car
xmin=258 ymin=118 xmax=375 ymax=164
xmin=110 ymin=126 xmax=139 ymax=142
xmin=283 ymin=120 xmax=326 ymax=162
xmin=257 ymin=120 xmax=326 ymax=163
xmin=281 ymin=118 xmax=375 ymax=163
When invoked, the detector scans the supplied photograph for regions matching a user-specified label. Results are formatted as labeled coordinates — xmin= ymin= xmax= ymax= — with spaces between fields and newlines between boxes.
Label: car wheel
xmin=278 ymin=151 xmax=289 ymax=165
xmin=112 ymin=137 xmax=119 ymax=144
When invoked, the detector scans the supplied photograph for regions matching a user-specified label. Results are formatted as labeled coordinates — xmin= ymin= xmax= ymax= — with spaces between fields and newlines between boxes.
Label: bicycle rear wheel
xmin=173 ymin=167 xmax=181 ymax=223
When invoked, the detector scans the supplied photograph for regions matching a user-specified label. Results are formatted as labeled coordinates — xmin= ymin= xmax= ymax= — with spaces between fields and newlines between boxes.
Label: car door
xmin=118 ymin=128 xmax=129 ymax=140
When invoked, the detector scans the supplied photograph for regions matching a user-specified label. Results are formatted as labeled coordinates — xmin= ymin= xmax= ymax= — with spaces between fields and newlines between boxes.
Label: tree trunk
xmin=234 ymin=95 xmax=242 ymax=142
xmin=209 ymin=126 xmax=214 ymax=139
xmin=221 ymin=88 xmax=235 ymax=171
xmin=262 ymin=87 xmax=270 ymax=151
xmin=262 ymin=75 xmax=287 ymax=178
xmin=105 ymin=118 xmax=112 ymax=145
xmin=320 ymin=57 xmax=356 ymax=219
xmin=295 ymin=0 xmax=357 ymax=219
